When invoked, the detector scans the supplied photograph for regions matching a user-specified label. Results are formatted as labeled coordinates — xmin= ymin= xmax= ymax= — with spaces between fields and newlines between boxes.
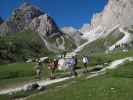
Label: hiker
xmin=72 ymin=56 xmax=78 ymax=76
xmin=58 ymin=57 xmax=66 ymax=70
xmin=74 ymin=56 xmax=78 ymax=68
xmin=67 ymin=57 xmax=77 ymax=76
xmin=34 ymin=60 xmax=43 ymax=80
xmin=53 ymin=58 xmax=58 ymax=70
xmin=82 ymin=56 xmax=89 ymax=73
xmin=48 ymin=59 xmax=56 ymax=80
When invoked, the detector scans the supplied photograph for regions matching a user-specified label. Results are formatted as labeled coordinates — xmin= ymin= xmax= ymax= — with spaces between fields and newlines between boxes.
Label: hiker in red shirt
xmin=48 ymin=59 xmax=58 ymax=79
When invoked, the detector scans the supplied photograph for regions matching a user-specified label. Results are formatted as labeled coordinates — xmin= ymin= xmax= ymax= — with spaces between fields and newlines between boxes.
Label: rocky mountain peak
xmin=80 ymin=0 xmax=133 ymax=34
xmin=10 ymin=2 xmax=44 ymax=27
xmin=30 ymin=14 xmax=61 ymax=37
xmin=14 ymin=2 xmax=44 ymax=18
xmin=80 ymin=24 xmax=90 ymax=33
xmin=61 ymin=26 xmax=85 ymax=46
xmin=0 ymin=2 xmax=45 ymax=34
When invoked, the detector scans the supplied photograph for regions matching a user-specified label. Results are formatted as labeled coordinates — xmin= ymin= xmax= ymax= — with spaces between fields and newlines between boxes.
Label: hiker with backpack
xmin=82 ymin=56 xmax=90 ymax=73
xmin=48 ymin=59 xmax=58 ymax=80
xmin=34 ymin=60 xmax=43 ymax=80
xmin=66 ymin=56 xmax=77 ymax=76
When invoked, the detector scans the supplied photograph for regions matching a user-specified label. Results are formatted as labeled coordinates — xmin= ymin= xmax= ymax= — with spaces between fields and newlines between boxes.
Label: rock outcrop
xmin=0 ymin=3 xmax=81 ymax=53
xmin=0 ymin=2 xmax=63 ymax=39
xmin=80 ymin=0 xmax=133 ymax=35
xmin=0 ymin=3 xmax=44 ymax=35
xmin=29 ymin=14 xmax=62 ymax=37
xmin=61 ymin=27 xmax=85 ymax=46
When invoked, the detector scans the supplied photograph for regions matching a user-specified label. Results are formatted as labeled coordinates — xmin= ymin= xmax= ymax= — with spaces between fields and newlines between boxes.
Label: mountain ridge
xmin=0 ymin=3 xmax=80 ymax=63
xmin=80 ymin=0 xmax=133 ymax=36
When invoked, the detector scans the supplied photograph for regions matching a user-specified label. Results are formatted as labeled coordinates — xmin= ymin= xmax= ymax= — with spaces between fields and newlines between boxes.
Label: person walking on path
xmin=67 ymin=57 xmax=77 ymax=76
xmin=48 ymin=59 xmax=57 ymax=80
xmin=74 ymin=56 xmax=78 ymax=68
xmin=53 ymin=58 xmax=58 ymax=70
xmin=82 ymin=56 xmax=89 ymax=73
xmin=34 ymin=60 xmax=43 ymax=80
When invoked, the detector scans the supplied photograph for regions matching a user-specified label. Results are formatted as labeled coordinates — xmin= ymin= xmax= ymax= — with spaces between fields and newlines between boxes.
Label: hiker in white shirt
xmin=82 ymin=56 xmax=89 ymax=73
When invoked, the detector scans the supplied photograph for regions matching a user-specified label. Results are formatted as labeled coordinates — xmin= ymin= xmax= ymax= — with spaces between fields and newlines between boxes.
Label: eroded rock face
xmin=0 ymin=3 xmax=62 ymax=38
xmin=29 ymin=14 xmax=62 ymax=37
xmin=61 ymin=27 xmax=84 ymax=46
xmin=80 ymin=24 xmax=90 ymax=33
xmin=0 ymin=3 xmax=79 ymax=52
xmin=80 ymin=0 xmax=133 ymax=34
xmin=0 ymin=3 xmax=44 ymax=34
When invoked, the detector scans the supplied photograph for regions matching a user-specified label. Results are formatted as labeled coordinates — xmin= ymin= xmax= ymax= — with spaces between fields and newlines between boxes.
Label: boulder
xmin=23 ymin=83 xmax=39 ymax=92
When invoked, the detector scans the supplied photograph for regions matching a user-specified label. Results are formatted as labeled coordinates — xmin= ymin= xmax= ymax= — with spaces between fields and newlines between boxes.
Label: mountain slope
xmin=61 ymin=27 xmax=85 ymax=46
xmin=0 ymin=30 xmax=52 ymax=64
xmin=80 ymin=0 xmax=133 ymax=39
xmin=78 ymin=28 xmax=123 ymax=54
xmin=0 ymin=3 xmax=78 ymax=55
xmin=107 ymin=26 xmax=133 ymax=51
xmin=79 ymin=26 xmax=133 ymax=55
xmin=76 ymin=0 xmax=133 ymax=55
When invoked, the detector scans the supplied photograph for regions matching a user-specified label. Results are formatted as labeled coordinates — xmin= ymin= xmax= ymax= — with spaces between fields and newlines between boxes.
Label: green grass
xmin=0 ymin=63 xmax=36 ymax=89
xmin=0 ymin=63 xmax=35 ymax=79
xmin=0 ymin=51 xmax=133 ymax=100
xmin=0 ymin=62 xmax=58 ymax=87
xmin=0 ymin=50 xmax=133 ymax=89
xmin=26 ymin=62 xmax=133 ymax=100
xmin=80 ymin=26 xmax=133 ymax=55
xmin=0 ymin=62 xmax=73 ymax=89
xmin=0 ymin=30 xmax=54 ymax=64
xmin=0 ymin=94 xmax=10 ymax=100
xmin=77 ymin=50 xmax=133 ymax=67
xmin=0 ymin=30 xmax=78 ymax=64
xmin=0 ymin=62 xmax=54 ymax=89
xmin=80 ymin=31 xmax=124 ymax=54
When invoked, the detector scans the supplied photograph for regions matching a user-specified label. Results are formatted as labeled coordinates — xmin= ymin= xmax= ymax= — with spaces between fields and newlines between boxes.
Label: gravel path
xmin=109 ymin=28 xmax=133 ymax=51
xmin=0 ymin=77 xmax=73 ymax=95
xmin=86 ymin=57 xmax=133 ymax=79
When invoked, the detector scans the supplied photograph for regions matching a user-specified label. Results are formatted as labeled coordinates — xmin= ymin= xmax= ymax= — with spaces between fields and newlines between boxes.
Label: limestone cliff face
xmin=0 ymin=3 xmax=44 ymax=34
xmin=29 ymin=14 xmax=62 ymax=37
xmin=80 ymin=0 xmax=133 ymax=34
xmin=0 ymin=3 xmax=70 ymax=52
xmin=0 ymin=3 xmax=61 ymax=38
xmin=61 ymin=27 xmax=84 ymax=46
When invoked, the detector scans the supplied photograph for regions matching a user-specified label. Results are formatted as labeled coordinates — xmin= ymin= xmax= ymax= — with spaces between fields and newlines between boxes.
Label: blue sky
xmin=0 ymin=0 xmax=108 ymax=29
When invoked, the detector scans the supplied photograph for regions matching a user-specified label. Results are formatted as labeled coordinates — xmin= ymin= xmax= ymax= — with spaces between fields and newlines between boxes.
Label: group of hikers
xmin=34 ymin=55 xmax=90 ymax=80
